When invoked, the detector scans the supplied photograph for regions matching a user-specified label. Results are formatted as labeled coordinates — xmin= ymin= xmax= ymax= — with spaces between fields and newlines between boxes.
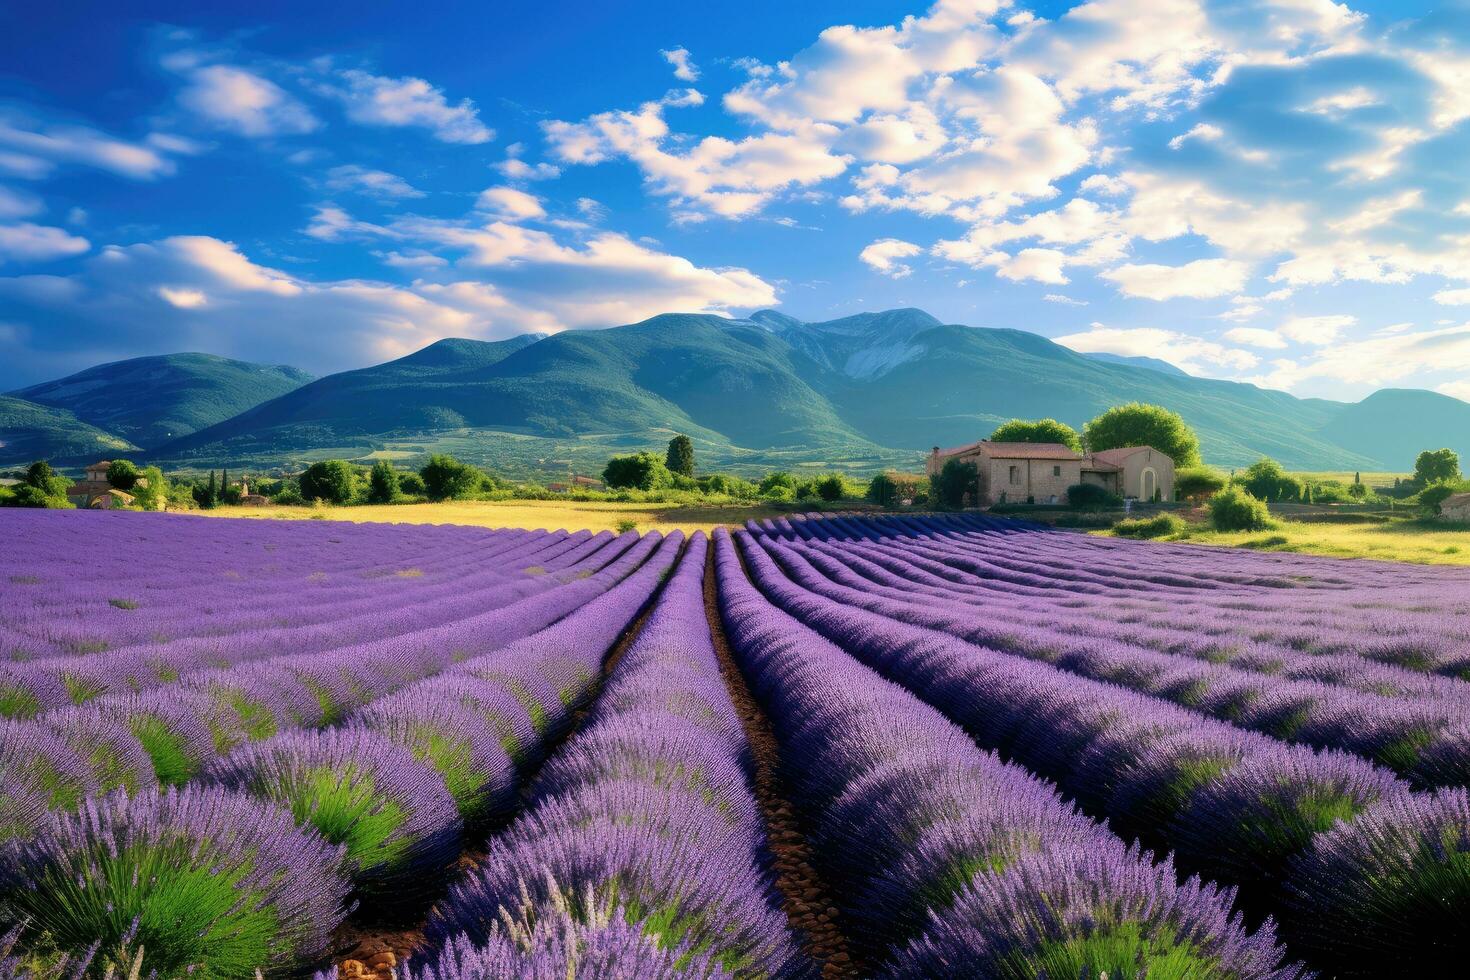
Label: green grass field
xmin=1104 ymin=517 xmax=1470 ymax=565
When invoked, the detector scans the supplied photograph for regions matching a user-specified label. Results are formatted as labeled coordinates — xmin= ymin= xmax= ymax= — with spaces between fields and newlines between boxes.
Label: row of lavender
xmin=0 ymin=511 xmax=691 ymax=976
xmin=740 ymin=514 xmax=1470 ymax=975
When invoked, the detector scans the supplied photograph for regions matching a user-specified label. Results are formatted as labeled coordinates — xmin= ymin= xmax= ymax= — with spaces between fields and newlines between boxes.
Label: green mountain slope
xmin=11 ymin=353 xmax=313 ymax=448
xmin=0 ymin=396 xmax=139 ymax=465
xmin=1314 ymin=389 xmax=1470 ymax=470
xmin=27 ymin=308 xmax=1467 ymax=474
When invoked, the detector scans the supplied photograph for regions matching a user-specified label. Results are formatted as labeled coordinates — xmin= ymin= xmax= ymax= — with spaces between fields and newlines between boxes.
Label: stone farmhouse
xmin=926 ymin=440 xmax=1175 ymax=506
xmin=65 ymin=461 xmax=136 ymax=509
xmin=1441 ymin=492 xmax=1470 ymax=522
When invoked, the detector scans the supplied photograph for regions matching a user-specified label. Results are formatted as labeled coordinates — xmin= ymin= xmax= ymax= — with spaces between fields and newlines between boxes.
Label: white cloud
xmin=475 ymin=186 xmax=546 ymax=221
xmin=1101 ymin=259 xmax=1251 ymax=300
xmin=1248 ymin=323 xmax=1470 ymax=393
xmin=0 ymin=186 xmax=42 ymax=220
xmin=0 ymin=113 xmax=180 ymax=180
xmin=375 ymin=250 xmax=449 ymax=269
xmin=1053 ymin=323 xmax=1258 ymax=373
xmin=0 ymin=223 xmax=89 ymax=263
xmin=324 ymin=164 xmax=425 ymax=200
xmin=661 ymin=47 xmax=700 ymax=82
xmin=1435 ymin=380 xmax=1470 ymax=403
xmin=1433 ymin=288 xmax=1470 ymax=306
xmin=1279 ymin=313 xmax=1355 ymax=346
xmin=1223 ymin=326 xmax=1287 ymax=349
xmin=178 ymin=65 xmax=319 ymax=137
xmin=1043 ymin=293 xmax=1087 ymax=305
xmin=496 ymin=158 xmax=561 ymax=181
xmin=991 ymin=247 xmax=1070 ymax=284
xmin=326 ymin=69 xmax=493 ymax=144
xmin=859 ymin=238 xmax=922 ymax=277
xmin=0 ymin=228 xmax=776 ymax=379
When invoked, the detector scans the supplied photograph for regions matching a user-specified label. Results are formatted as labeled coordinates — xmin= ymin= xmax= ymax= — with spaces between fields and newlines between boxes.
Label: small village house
xmin=65 ymin=461 xmax=144 ymax=510
xmin=927 ymin=440 xmax=1174 ymax=506
xmin=548 ymin=474 xmax=604 ymax=493
xmin=1441 ymin=492 xmax=1470 ymax=522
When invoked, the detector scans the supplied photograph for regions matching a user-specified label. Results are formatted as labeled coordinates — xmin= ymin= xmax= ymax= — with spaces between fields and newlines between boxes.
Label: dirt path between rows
xmin=330 ymin=542 xmax=678 ymax=978
xmin=704 ymin=545 xmax=857 ymax=979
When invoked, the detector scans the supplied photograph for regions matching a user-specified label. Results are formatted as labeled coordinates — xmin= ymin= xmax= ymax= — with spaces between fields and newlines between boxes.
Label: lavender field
xmin=2 ymin=509 xmax=1469 ymax=978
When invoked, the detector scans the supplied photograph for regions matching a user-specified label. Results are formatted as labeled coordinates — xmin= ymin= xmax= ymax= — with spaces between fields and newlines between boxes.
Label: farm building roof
xmin=934 ymin=440 xmax=1083 ymax=461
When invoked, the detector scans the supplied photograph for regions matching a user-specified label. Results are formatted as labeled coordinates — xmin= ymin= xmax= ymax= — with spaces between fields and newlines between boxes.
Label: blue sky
xmin=2 ymin=0 xmax=1470 ymax=404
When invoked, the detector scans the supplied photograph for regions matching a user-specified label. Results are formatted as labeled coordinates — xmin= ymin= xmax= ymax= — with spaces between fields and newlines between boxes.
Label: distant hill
xmin=11 ymin=353 xmax=313 ymax=448
xmin=0 ymin=396 xmax=139 ymax=465
xmin=12 ymin=308 xmax=1469 ymax=474
xmin=1084 ymin=352 xmax=1190 ymax=377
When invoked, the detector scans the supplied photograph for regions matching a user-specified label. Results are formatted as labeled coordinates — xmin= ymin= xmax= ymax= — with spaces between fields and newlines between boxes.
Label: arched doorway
xmin=1141 ymin=468 xmax=1157 ymax=501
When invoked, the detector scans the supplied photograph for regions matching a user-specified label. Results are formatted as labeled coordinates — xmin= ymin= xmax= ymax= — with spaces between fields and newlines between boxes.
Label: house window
xmin=1053 ymin=465 xmax=1061 ymax=477
xmin=1009 ymin=465 xmax=1019 ymax=484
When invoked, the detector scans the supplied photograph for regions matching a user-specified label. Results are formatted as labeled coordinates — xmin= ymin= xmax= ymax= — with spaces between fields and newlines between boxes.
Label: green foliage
xmin=1083 ymin=402 xmax=1201 ymax=467
xmin=367 ymin=460 xmax=399 ymax=504
xmin=868 ymin=472 xmax=899 ymax=507
xmin=397 ymin=472 xmax=427 ymax=497
xmin=664 ymin=434 xmax=696 ymax=478
xmin=989 ymin=417 xmax=1083 ymax=452
xmin=1175 ymin=467 xmax=1226 ymax=500
xmin=1066 ymin=483 xmax=1123 ymax=509
xmin=1237 ymin=458 xmax=1302 ymax=503
xmin=132 ymin=467 xmax=168 ymax=511
xmin=299 ymin=460 xmax=357 ymax=505
xmin=2 ymin=461 xmax=73 ymax=508
xmin=758 ymin=471 xmax=796 ymax=495
xmin=697 ymin=473 xmax=756 ymax=498
xmin=602 ymin=452 xmax=671 ymax=491
xmin=1114 ymin=513 xmax=1188 ymax=539
xmin=1209 ymin=486 xmax=1274 ymax=532
xmin=931 ymin=459 xmax=978 ymax=509
xmin=614 ymin=519 xmax=638 ymax=534
xmin=105 ymin=458 xmax=140 ymax=490
xmin=1414 ymin=448 xmax=1460 ymax=486
xmin=1417 ymin=482 xmax=1462 ymax=514
xmin=420 ymin=454 xmax=484 ymax=501
xmin=815 ymin=473 xmax=847 ymax=502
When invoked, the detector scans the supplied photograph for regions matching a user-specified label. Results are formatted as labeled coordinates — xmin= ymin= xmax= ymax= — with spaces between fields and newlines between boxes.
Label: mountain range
xmin=4 ymin=308 xmax=1467 ymax=475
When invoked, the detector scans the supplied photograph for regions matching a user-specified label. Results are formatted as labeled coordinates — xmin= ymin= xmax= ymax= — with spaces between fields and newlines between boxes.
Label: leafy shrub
xmin=815 ymin=473 xmax=847 ymax=502
xmin=602 ymin=453 xmax=670 ymax=491
xmin=1237 ymin=458 xmax=1301 ymax=503
xmin=931 ymin=459 xmax=977 ymax=509
xmin=1083 ymin=402 xmax=1201 ymax=467
xmin=1175 ymin=467 xmax=1226 ymax=501
xmin=1209 ymin=486 xmax=1274 ymax=531
xmin=299 ymin=460 xmax=358 ymax=505
xmin=399 ymin=472 xmax=427 ymax=496
xmin=1417 ymin=482 xmax=1462 ymax=514
xmin=105 ymin=459 xmax=140 ymax=490
xmin=1413 ymin=448 xmax=1460 ymax=486
xmin=367 ymin=460 xmax=399 ymax=503
xmin=1113 ymin=514 xmax=1188 ymax=539
xmin=1066 ymin=482 xmax=1122 ymax=509
xmin=420 ymin=454 xmax=484 ymax=501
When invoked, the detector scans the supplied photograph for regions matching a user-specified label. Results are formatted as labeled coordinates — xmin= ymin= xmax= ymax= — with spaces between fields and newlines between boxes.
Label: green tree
xmin=1414 ymin=448 xmax=1460 ymax=486
xmin=24 ymin=460 xmax=71 ymax=498
xmin=1175 ymin=467 xmax=1227 ymax=501
xmin=1066 ymin=483 xmax=1121 ymax=509
xmin=1082 ymin=403 xmax=1201 ymax=467
xmin=420 ymin=454 xmax=483 ymax=501
xmin=398 ymin=472 xmax=427 ymax=497
xmin=2 ymin=484 xmax=73 ymax=508
xmin=931 ymin=459 xmax=978 ymax=509
xmin=602 ymin=452 xmax=670 ymax=491
xmin=664 ymin=435 xmax=696 ymax=478
xmin=815 ymin=474 xmax=846 ymax=502
xmin=132 ymin=466 xmax=168 ymax=511
xmin=1418 ymin=483 xmax=1460 ymax=514
xmin=299 ymin=460 xmax=357 ymax=504
xmin=367 ymin=460 xmax=399 ymax=504
xmin=1239 ymin=458 xmax=1301 ymax=503
xmin=1209 ymin=486 xmax=1274 ymax=531
xmin=759 ymin=471 xmax=796 ymax=496
xmin=105 ymin=459 xmax=140 ymax=491
xmin=989 ymin=418 xmax=1083 ymax=452
xmin=867 ymin=472 xmax=899 ymax=507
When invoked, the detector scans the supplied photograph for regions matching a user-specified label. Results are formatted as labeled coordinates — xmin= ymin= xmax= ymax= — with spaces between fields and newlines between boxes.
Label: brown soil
xmin=703 ymin=545 xmax=857 ymax=979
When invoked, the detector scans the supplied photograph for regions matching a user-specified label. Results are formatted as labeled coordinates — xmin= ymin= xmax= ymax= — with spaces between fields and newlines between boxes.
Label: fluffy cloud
xmin=1279 ymin=313 xmax=1356 ymax=345
xmin=0 ymin=186 xmax=43 ymax=220
xmin=1248 ymin=322 xmax=1470 ymax=392
xmin=661 ymin=47 xmax=700 ymax=82
xmin=178 ymin=65 xmax=319 ymax=137
xmin=0 ymin=112 xmax=182 ymax=180
xmin=0 ymin=223 xmax=89 ymax=263
xmin=859 ymin=238 xmax=922 ymax=277
xmin=0 ymin=223 xmax=776 ymax=383
xmin=475 ymin=186 xmax=546 ymax=221
xmin=1101 ymin=258 xmax=1251 ymax=300
xmin=325 ymin=69 xmax=493 ymax=144
xmin=1053 ymin=323 xmax=1258 ymax=373
xmin=1433 ymin=287 xmax=1470 ymax=305
xmin=1223 ymin=326 xmax=1288 ymax=348
xmin=324 ymin=164 xmax=425 ymax=199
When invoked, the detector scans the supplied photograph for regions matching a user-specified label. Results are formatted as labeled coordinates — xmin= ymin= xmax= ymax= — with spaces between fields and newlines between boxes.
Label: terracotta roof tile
xmin=935 ymin=441 xmax=1082 ymax=461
